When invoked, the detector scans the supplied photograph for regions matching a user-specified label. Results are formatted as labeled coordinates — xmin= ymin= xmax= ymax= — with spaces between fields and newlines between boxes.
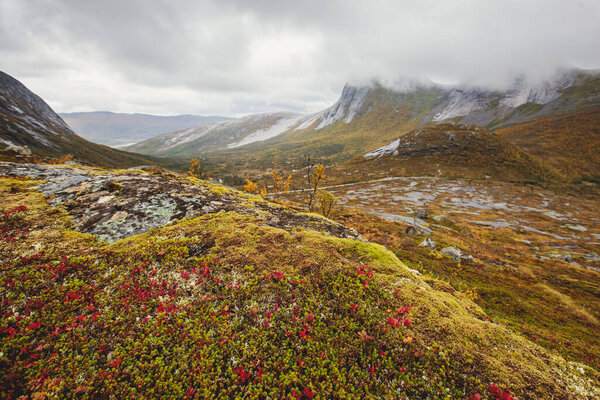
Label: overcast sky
xmin=1 ymin=0 xmax=599 ymax=116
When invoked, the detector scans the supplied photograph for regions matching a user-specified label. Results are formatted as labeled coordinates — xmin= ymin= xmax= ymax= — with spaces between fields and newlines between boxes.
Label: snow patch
xmin=228 ymin=114 xmax=303 ymax=148
xmin=434 ymin=72 xmax=576 ymax=121
xmin=161 ymin=126 xmax=212 ymax=149
xmin=433 ymin=90 xmax=489 ymax=121
xmin=294 ymin=113 xmax=322 ymax=131
xmin=364 ymin=138 xmax=400 ymax=158
xmin=500 ymin=74 xmax=575 ymax=108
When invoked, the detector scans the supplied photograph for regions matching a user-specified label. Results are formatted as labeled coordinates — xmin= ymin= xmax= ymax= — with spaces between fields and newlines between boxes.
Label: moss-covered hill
xmin=339 ymin=124 xmax=562 ymax=185
xmin=495 ymin=107 xmax=600 ymax=183
xmin=1 ymin=164 xmax=599 ymax=399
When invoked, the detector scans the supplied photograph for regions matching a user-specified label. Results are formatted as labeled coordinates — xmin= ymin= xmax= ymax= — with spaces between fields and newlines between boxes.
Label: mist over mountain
xmin=4 ymin=1 xmax=600 ymax=116
xmin=127 ymin=68 xmax=600 ymax=160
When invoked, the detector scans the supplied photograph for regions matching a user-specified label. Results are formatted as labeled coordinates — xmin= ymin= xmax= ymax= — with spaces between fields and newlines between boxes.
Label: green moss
xmin=2 ymin=175 xmax=599 ymax=399
xmin=302 ymin=211 xmax=336 ymax=223
xmin=208 ymin=183 xmax=233 ymax=195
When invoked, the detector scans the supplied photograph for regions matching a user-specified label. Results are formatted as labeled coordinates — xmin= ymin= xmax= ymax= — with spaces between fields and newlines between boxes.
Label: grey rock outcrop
xmin=0 ymin=162 xmax=363 ymax=244
xmin=441 ymin=246 xmax=463 ymax=262
xmin=419 ymin=238 xmax=436 ymax=248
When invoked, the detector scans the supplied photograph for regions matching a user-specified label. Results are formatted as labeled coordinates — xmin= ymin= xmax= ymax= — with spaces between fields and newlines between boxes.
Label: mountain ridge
xmin=127 ymin=69 xmax=600 ymax=163
xmin=0 ymin=71 xmax=159 ymax=168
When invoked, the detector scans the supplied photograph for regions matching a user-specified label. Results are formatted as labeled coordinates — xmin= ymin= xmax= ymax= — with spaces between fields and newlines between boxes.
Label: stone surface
xmin=414 ymin=209 xmax=428 ymax=219
xmin=419 ymin=238 xmax=436 ymax=248
xmin=441 ymin=246 xmax=463 ymax=262
xmin=0 ymin=162 xmax=363 ymax=243
xmin=565 ymin=224 xmax=587 ymax=232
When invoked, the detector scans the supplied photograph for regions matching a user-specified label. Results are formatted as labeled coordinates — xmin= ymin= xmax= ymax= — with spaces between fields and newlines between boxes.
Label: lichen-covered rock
xmin=414 ymin=209 xmax=428 ymax=219
xmin=441 ymin=246 xmax=463 ymax=261
xmin=0 ymin=162 xmax=362 ymax=243
xmin=419 ymin=237 xmax=436 ymax=248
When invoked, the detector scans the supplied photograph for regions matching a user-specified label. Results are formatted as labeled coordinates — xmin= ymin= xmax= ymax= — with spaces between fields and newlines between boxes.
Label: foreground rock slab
xmin=0 ymin=162 xmax=361 ymax=243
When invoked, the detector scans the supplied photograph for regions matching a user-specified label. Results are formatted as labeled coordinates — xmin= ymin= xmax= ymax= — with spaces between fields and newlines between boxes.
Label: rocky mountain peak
xmin=315 ymin=84 xmax=370 ymax=129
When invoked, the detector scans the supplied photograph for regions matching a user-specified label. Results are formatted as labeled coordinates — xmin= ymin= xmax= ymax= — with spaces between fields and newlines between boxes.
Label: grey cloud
xmin=1 ymin=0 xmax=599 ymax=116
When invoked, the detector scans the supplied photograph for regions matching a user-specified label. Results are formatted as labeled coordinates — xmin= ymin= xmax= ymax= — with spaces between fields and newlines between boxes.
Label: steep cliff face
xmin=432 ymin=71 xmax=580 ymax=126
xmin=315 ymin=84 xmax=370 ymax=129
xmin=0 ymin=71 xmax=75 ymax=152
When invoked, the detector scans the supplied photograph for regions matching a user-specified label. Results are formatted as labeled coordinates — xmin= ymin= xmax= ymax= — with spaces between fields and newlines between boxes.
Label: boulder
xmin=565 ymin=224 xmax=587 ymax=232
xmin=415 ymin=209 xmax=428 ymax=219
xmin=555 ymin=254 xmax=572 ymax=263
xmin=441 ymin=246 xmax=463 ymax=262
xmin=403 ymin=226 xmax=419 ymax=236
xmin=419 ymin=238 xmax=436 ymax=248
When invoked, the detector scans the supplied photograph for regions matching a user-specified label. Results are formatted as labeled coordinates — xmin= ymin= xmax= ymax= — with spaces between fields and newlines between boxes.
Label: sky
xmin=1 ymin=0 xmax=600 ymax=117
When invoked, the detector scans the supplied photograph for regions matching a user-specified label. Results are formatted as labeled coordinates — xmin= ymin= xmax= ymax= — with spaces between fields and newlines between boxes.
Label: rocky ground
xmin=1 ymin=162 xmax=599 ymax=399
xmin=0 ymin=162 xmax=360 ymax=243
xmin=284 ymin=176 xmax=600 ymax=370
xmin=287 ymin=176 xmax=600 ymax=272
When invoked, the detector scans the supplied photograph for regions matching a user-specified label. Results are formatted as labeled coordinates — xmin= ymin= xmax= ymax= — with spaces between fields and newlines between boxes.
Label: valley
xmin=283 ymin=176 xmax=600 ymax=369
xmin=2 ymin=69 xmax=600 ymax=398
xmin=3 ymin=1 xmax=600 ymax=397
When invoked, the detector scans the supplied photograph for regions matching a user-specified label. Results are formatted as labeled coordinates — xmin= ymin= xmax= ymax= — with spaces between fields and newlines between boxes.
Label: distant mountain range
xmin=3 ymin=68 xmax=600 ymax=182
xmin=125 ymin=84 xmax=372 ymax=157
xmin=124 ymin=69 xmax=600 ymax=182
xmin=126 ymin=69 xmax=600 ymax=158
xmin=61 ymin=111 xmax=231 ymax=148
xmin=0 ymin=71 xmax=157 ymax=168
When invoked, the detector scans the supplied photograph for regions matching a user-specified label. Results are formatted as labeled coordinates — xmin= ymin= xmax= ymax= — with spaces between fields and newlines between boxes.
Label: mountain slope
xmin=61 ymin=111 xmax=230 ymax=148
xmin=1 ymin=164 xmax=598 ymax=399
xmin=0 ymin=71 xmax=157 ymax=168
xmin=128 ymin=69 xmax=600 ymax=178
xmin=127 ymin=112 xmax=308 ymax=157
xmin=495 ymin=107 xmax=600 ymax=182
xmin=353 ymin=123 xmax=561 ymax=183
xmin=126 ymin=85 xmax=373 ymax=158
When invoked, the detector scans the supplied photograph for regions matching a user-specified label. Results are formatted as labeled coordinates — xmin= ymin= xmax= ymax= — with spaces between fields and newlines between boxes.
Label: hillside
xmin=61 ymin=111 xmax=230 ymax=148
xmin=350 ymin=124 xmax=561 ymax=183
xmin=282 ymin=174 xmax=600 ymax=373
xmin=0 ymin=72 xmax=157 ymax=168
xmin=495 ymin=107 xmax=600 ymax=183
xmin=127 ymin=112 xmax=307 ymax=158
xmin=1 ymin=163 xmax=599 ymax=399
xmin=126 ymin=70 xmax=600 ymax=178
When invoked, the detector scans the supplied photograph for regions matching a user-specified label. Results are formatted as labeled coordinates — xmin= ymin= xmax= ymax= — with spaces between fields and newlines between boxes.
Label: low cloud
xmin=1 ymin=0 xmax=599 ymax=116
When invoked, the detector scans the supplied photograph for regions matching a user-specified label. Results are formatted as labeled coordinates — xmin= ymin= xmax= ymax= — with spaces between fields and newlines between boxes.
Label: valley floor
xmin=1 ymin=163 xmax=599 ymax=399
xmin=284 ymin=177 xmax=600 ymax=369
